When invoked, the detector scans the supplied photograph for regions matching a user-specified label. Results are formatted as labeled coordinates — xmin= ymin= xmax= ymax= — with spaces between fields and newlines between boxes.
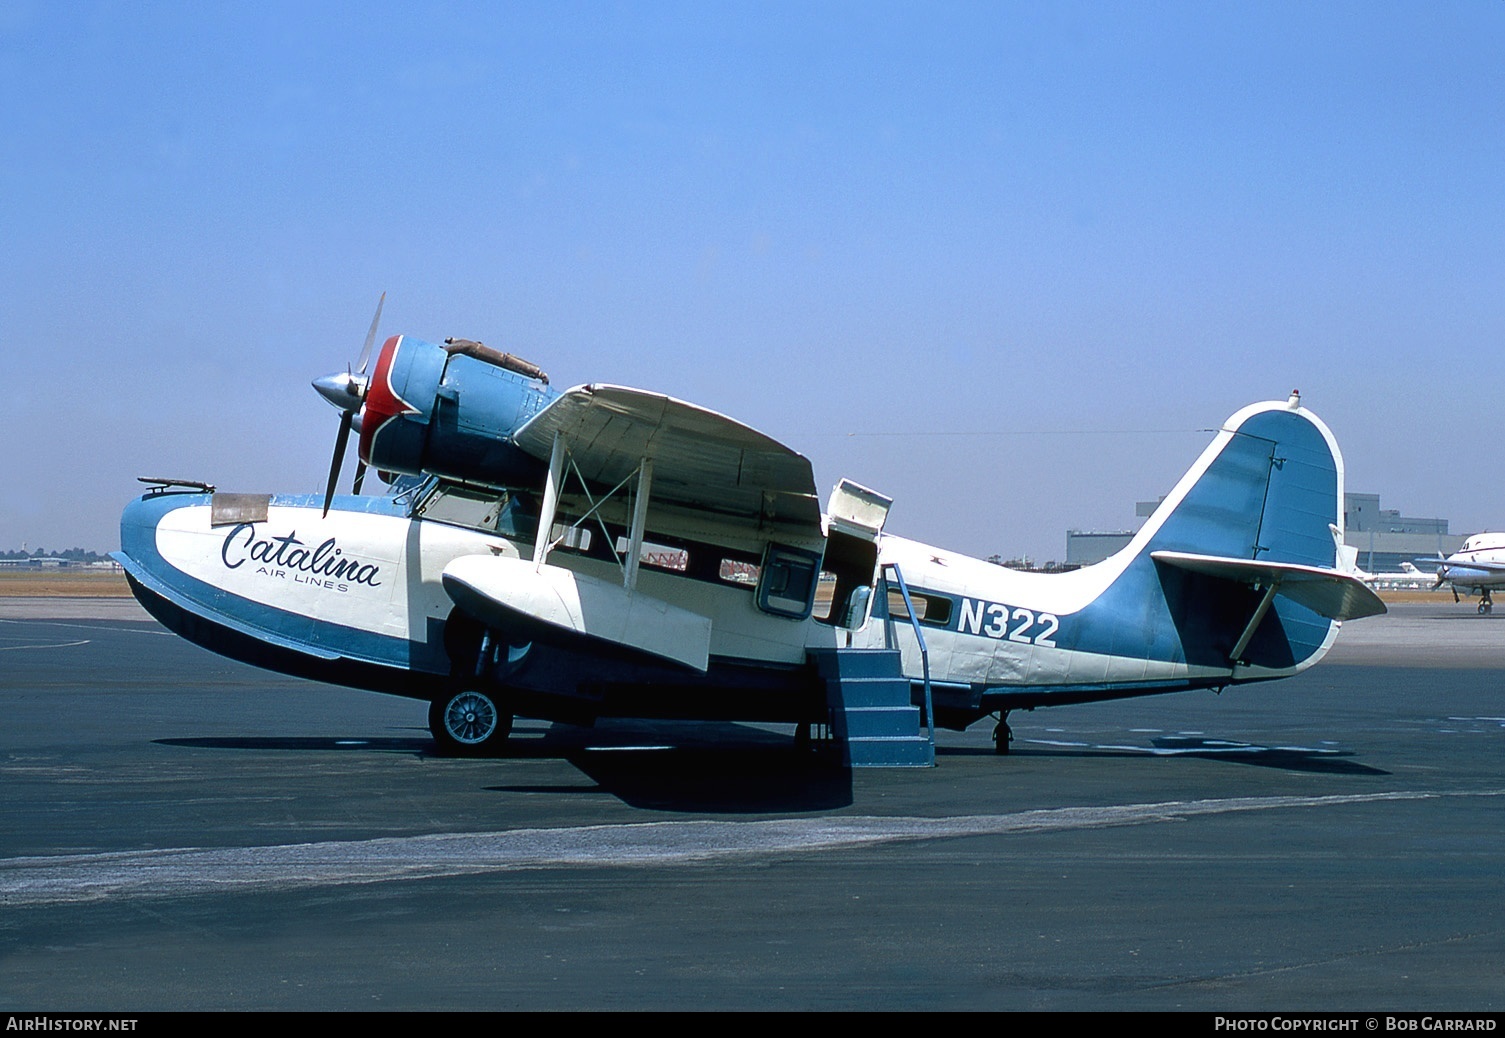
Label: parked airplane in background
xmin=1424 ymin=535 xmax=1505 ymax=614
xmin=114 ymin=301 xmax=1385 ymax=765
xmin=1359 ymin=561 xmax=1434 ymax=591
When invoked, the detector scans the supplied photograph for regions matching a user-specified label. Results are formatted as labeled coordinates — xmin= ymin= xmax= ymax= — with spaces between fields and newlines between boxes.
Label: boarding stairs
xmin=808 ymin=647 xmax=933 ymax=767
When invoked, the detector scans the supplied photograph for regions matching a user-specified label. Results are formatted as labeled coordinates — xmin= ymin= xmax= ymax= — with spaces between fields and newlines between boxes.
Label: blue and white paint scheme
xmin=860 ymin=396 xmax=1382 ymax=729
xmin=115 ymin=322 xmax=1384 ymax=759
xmin=1420 ymin=533 xmax=1505 ymax=614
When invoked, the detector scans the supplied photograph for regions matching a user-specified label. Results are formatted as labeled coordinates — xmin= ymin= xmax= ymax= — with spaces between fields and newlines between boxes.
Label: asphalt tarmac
xmin=1 ymin=597 xmax=1501 ymax=1011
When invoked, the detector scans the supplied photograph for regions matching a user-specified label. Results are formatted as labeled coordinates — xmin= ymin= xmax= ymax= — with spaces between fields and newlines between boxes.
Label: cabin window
xmin=718 ymin=559 xmax=759 ymax=586
xmin=757 ymin=545 xmax=822 ymax=619
xmin=552 ymin=525 xmax=593 ymax=552
xmin=614 ymin=536 xmax=690 ymax=573
xmin=886 ymin=588 xmax=954 ymax=627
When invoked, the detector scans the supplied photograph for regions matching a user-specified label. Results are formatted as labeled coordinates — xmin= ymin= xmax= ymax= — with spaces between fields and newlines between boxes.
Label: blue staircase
xmin=808 ymin=648 xmax=934 ymax=768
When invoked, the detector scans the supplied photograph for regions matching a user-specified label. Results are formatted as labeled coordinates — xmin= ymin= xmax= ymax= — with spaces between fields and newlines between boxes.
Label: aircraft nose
xmin=119 ymin=493 xmax=161 ymax=560
xmin=116 ymin=488 xmax=211 ymax=574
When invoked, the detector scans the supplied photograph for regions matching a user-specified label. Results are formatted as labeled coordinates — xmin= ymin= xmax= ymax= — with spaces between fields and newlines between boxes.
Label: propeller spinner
xmin=313 ymin=292 xmax=385 ymax=517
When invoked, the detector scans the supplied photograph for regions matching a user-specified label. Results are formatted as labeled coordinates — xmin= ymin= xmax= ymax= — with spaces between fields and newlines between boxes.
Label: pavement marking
xmin=0 ymin=618 xmax=173 ymax=636
xmin=3 ymin=789 xmax=1500 ymax=907
xmin=0 ymin=639 xmax=90 ymax=652
xmin=1026 ymin=737 xmax=1346 ymax=755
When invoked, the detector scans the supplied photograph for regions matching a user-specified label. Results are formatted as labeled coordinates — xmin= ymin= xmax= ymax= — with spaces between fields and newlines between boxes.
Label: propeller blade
xmin=351 ymin=411 xmax=366 ymax=494
xmin=318 ymin=294 xmax=386 ymax=512
xmin=355 ymin=292 xmax=386 ymax=375
xmin=323 ymin=411 xmax=353 ymax=518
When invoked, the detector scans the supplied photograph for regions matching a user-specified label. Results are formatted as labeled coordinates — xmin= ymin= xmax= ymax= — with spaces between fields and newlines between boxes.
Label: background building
xmin=1343 ymin=493 xmax=1462 ymax=573
xmin=1064 ymin=493 xmax=1461 ymax=571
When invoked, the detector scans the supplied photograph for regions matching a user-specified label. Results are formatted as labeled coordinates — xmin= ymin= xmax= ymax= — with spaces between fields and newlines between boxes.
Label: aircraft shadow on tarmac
xmin=522 ymin=748 xmax=854 ymax=813
xmin=941 ymin=735 xmax=1390 ymax=776
xmin=491 ymin=719 xmax=857 ymax=811
xmin=156 ymin=719 xmax=1389 ymax=814
xmin=157 ymin=720 xmax=857 ymax=813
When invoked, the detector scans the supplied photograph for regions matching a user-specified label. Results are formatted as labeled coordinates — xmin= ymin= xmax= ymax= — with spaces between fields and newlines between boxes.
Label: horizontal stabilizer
xmin=442 ymin=555 xmax=713 ymax=671
xmin=1151 ymin=551 xmax=1387 ymax=621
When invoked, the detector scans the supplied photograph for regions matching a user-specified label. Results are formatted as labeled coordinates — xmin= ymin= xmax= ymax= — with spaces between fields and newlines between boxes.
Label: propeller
xmin=1430 ymin=554 xmax=1462 ymax=601
xmin=313 ymin=293 xmax=385 ymax=517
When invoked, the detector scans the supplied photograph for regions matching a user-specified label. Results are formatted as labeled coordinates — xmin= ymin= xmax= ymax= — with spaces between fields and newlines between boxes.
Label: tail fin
xmin=1097 ymin=396 xmax=1382 ymax=677
xmin=1141 ymin=396 xmax=1345 ymax=570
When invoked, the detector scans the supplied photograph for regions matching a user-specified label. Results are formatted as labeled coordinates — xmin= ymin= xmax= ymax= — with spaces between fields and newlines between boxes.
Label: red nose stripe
xmin=358 ymin=335 xmax=406 ymax=464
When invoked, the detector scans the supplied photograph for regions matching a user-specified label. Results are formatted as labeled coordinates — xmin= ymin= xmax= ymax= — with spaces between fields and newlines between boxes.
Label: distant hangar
xmin=1066 ymin=492 xmax=1462 ymax=571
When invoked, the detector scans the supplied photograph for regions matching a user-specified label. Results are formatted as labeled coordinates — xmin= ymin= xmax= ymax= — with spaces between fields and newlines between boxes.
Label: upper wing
xmin=1151 ymin=550 xmax=1387 ymax=620
xmin=512 ymin=383 xmax=822 ymax=530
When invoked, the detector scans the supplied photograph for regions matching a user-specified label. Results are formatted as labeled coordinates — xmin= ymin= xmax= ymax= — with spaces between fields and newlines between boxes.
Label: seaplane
xmin=1423 ymin=535 xmax=1505 ymax=614
xmin=114 ymin=302 xmax=1385 ymax=766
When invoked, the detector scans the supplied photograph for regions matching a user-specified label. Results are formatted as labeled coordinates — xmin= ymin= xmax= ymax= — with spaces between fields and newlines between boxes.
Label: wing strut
xmin=623 ymin=458 xmax=653 ymax=591
xmin=529 ymin=429 xmax=659 ymax=592
xmin=532 ymin=431 xmax=567 ymax=568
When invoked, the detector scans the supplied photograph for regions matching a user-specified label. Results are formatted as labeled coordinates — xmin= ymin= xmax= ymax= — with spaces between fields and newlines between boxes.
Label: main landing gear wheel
xmin=1480 ymin=600 xmax=1493 ymax=615
xmin=429 ymin=690 xmax=513 ymax=756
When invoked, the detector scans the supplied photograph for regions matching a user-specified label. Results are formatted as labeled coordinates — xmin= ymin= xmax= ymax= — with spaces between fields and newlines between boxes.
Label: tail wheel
xmin=430 ymin=689 xmax=513 ymax=756
xmin=993 ymin=715 xmax=1013 ymax=755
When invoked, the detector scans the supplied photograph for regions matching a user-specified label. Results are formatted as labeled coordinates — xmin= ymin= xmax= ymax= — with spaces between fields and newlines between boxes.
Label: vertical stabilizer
xmin=1086 ymin=399 xmax=1358 ymax=676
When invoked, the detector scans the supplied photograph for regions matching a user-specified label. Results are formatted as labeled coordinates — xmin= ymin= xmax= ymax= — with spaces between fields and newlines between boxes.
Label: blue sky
xmin=4 ymin=1 xmax=1503 ymax=561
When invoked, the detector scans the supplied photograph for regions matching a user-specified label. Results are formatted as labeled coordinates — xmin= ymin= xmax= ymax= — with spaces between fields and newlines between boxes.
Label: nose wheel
xmin=430 ymin=689 xmax=513 ymax=756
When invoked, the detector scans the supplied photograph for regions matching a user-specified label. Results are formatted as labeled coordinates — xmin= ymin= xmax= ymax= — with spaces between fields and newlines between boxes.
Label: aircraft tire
xmin=993 ymin=718 xmax=1012 ymax=756
xmin=429 ymin=689 xmax=513 ymax=756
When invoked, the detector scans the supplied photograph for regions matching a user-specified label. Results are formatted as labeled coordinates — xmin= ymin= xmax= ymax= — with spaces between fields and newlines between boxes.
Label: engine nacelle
xmin=359 ymin=335 xmax=559 ymax=486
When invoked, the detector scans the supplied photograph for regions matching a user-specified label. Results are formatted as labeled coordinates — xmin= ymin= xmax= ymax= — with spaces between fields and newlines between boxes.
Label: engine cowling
xmin=359 ymin=335 xmax=559 ymax=486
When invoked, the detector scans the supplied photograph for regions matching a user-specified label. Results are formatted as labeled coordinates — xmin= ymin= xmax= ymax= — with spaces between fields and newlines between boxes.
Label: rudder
xmin=1139 ymin=398 xmax=1342 ymax=568
xmin=1119 ymin=397 xmax=1357 ymax=675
